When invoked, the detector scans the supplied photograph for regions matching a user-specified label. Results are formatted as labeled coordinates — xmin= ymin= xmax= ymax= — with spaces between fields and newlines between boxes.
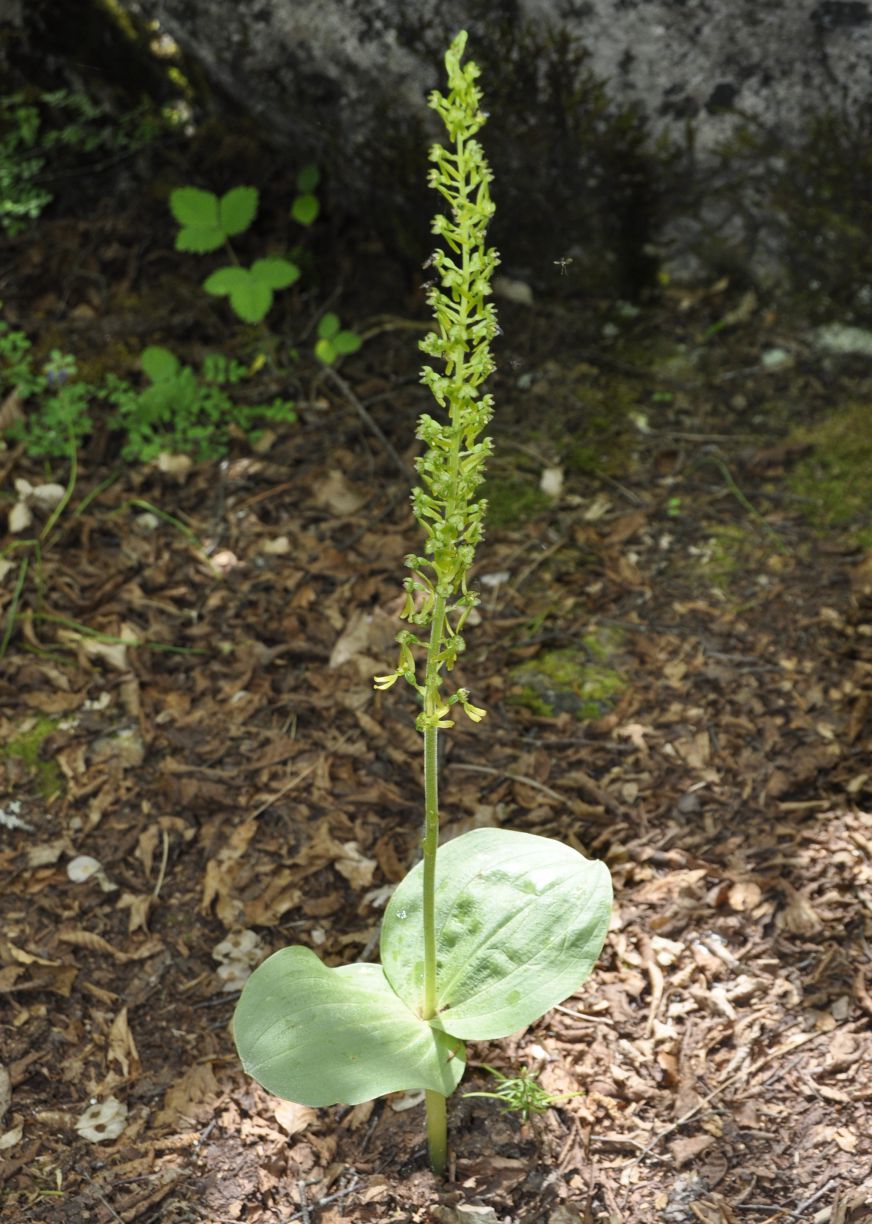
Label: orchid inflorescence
xmin=374 ymin=31 xmax=500 ymax=734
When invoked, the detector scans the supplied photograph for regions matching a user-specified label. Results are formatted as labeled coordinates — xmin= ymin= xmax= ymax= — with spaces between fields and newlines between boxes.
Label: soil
xmin=2 ymin=157 xmax=872 ymax=1224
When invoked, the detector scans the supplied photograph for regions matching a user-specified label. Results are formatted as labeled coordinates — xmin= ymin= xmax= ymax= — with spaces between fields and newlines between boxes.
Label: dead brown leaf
xmin=273 ymin=1099 xmax=315 ymax=1136
xmin=312 ymin=468 xmax=366 ymax=515
xmin=776 ymin=881 xmax=823 ymax=935
xmin=56 ymin=928 xmax=163 ymax=962
xmin=669 ymin=1132 xmax=715 ymax=1167
xmin=689 ymin=1193 xmax=741 ymax=1223
xmin=727 ymin=880 xmax=762 ymax=911
xmin=107 ymin=1006 xmax=140 ymax=1078
xmin=334 ymin=841 xmax=377 ymax=888
xmin=116 ymin=892 xmax=154 ymax=934
xmin=0 ymin=1064 xmax=11 ymax=1124
xmin=155 ymin=1061 xmax=220 ymax=1129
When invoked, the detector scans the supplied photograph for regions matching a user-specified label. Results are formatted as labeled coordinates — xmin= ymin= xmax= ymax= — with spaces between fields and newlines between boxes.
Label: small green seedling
xmin=232 ymin=31 xmax=612 ymax=1177
xmin=290 ymin=163 xmax=320 ymax=226
xmin=463 ymin=1064 xmax=583 ymax=1123
xmin=106 ymin=344 xmax=296 ymax=460
xmin=171 ymin=185 xmax=258 ymax=253
xmin=0 ymin=315 xmax=92 ymax=457
xmin=0 ymin=88 xmax=160 ymax=236
xmin=314 ymin=311 xmax=363 ymax=365
xmin=0 ymin=305 xmax=295 ymax=462
xmin=169 ymin=185 xmax=300 ymax=324
xmin=169 ymin=174 xmax=362 ymax=363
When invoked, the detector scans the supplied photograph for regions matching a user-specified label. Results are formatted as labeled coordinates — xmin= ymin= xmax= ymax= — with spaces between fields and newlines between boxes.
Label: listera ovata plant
xmin=232 ymin=30 xmax=613 ymax=1176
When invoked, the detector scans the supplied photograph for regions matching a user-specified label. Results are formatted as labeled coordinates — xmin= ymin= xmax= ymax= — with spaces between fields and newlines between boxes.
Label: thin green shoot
xmin=463 ymin=1064 xmax=583 ymax=1123
xmin=125 ymin=498 xmax=207 ymax=551
xmin=32 ymin=613 xmax=207 ymax=655
xmin=0 ymin=553 xmax=29 ymax=659
xmin=40 ymin=433 xmax=77 ymax=542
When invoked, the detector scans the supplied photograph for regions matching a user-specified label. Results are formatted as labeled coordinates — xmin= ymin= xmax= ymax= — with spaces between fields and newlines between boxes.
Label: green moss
xmin=482 ymin=474 xmax=550 ymax=528
xmin=557 ymin=337 xmax=696 ymax=480
xmin=5 ymin=716 xmax=64 ymax=798
xmin=789 ymin=403 xmax=872 ymax=547
xmin=696 ymin=523 xmax=753 ymax=593
xmin=566 ymin=443 xmax=599 ymax=474
xmin=581 ymin=623 xmax=626 ymax=662
xmin=509 ymin=634 xmax=626 ymax=721
xmin=561 ymin=369 xmax=639 ymax=479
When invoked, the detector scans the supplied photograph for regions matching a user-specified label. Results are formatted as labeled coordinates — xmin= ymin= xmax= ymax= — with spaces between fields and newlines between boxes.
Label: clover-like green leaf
xmin=314 ymin=338 xmax=337 ymax=365
xmin=233 ymin=947 xmax=466 ymax=1106
xmin=170 ymin=187 xmax=225 ymax=252
xmin=170 ymin=186 xmax=219 ymax=228
xmin=333 ymin=329 xmax=362 ymax=355
xmin=175 ymin=225 xmax=226 ymax=253
xmin=219 ymin=186 xmax=258 ymax=236
xmin=296 ymin=163 xmax=320 ymax=194
xmin=291 ymin=193 xmax=319 ymax=226
xmin=229 ymin=280 xmax=272 ymax=324
xmin=250 ymin=257 xmax=300 ymax=289
xmin=140 ymin=345 xmax=180 ymax=384
xmin=202 ymin=266 xmax=249 ymax=297
xmin=317 ymin=312 xmax=340 ymax=340
xmin=203 ymin=267 xmax=272 ymax=323
xmin=381 ymin=828 xmax=612 ymax=1041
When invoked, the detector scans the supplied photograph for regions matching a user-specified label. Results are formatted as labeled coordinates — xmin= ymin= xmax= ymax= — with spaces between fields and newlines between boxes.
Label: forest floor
xmin=1 ymin=182 xmax=872 ymax=1224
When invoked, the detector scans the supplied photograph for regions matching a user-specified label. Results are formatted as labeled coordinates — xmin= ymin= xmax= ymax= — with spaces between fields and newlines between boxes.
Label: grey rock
xmin=813 ymin=322 xmax=872 ymax=356
xmin=107 ymin=2 xmax=872 ymax=292
xmin=120 ymin=1 xmax=872 ymax=158
xmin=0 ymin=0 xmax=24 ymax=22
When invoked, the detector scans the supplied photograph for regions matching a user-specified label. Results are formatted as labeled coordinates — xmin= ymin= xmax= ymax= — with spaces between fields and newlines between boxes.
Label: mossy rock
xmin=788 ymin=403 xmax=872 ymax=548
xmin=4 ymin=716 xmax=64 ymax=798
xmin=509 ymin=627 xmax=626 ymax=721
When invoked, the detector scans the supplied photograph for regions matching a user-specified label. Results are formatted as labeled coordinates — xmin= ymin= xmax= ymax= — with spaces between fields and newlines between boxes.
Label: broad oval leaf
xmin=250 ymin=257 xmax=301 ymax=290
xmin=233 ymin=946 xmax=466 ymax=1106
xmin=170 ymin=187 xmax=219 ymax=229
xmin=219 ymin=186 xmax=259 ymax=237
xmin=381 ymin=828 xmax=612 ymax=1041
xmin=140 ymin=345 xmax=179 ymax=384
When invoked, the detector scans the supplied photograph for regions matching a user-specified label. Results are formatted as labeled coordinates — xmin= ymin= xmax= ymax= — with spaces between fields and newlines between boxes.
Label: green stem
xmin=421 ymin=590 xmax=447 ymax=1171
xmin=40 ymin=434 xmax=77 ymax=544
xmin=0 ymin=553 xmax=29 ymax=660
xmin=425 ymin=1089 xmax=448 ymax=1176
xmin=422 ymin=721 xmax=440 ymax=1020
xmin=421 ymin=589 xmax=447 ymax=1019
